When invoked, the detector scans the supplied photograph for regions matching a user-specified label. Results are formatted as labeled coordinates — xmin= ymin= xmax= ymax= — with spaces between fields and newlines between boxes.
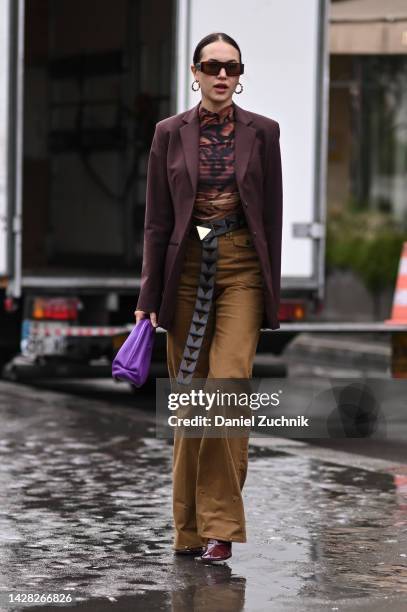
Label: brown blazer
xmin=136 ymin=100 xmax=283 ymax=331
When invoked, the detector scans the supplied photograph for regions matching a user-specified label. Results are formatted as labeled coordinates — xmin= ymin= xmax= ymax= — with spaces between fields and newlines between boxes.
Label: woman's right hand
xmin=134 ymin=309 xmax=158 ymax=328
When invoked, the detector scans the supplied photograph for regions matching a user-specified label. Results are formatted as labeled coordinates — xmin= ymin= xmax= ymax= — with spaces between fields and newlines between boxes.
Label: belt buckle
xmin=195 ymin=222 xmax=215 ymax=241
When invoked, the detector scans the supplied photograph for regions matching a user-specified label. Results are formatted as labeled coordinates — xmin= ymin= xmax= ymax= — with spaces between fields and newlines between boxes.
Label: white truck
xmin=0 ymin=0 xmax=329 ymax=379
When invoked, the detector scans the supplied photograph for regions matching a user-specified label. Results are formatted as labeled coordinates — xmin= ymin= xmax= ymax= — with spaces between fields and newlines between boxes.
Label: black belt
xmin=176 ymin=211 xmax=248 ymax=385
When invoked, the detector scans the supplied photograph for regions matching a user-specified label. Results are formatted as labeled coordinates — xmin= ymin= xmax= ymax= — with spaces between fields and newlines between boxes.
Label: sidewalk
xmin=285 ymin=332 xmax=391 ymax=370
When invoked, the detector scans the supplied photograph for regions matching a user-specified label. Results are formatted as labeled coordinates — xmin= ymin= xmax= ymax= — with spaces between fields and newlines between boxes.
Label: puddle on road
xmin=0 ymin=385 xmax=406 ymax=610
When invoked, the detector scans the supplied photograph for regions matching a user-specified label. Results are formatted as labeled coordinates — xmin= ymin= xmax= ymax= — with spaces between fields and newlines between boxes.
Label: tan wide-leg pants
xmin=166 ymin=225 xmax=265 ymax=550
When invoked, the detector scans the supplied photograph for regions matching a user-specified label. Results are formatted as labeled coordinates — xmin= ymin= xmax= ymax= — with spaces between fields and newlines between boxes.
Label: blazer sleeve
xmin=263 ymin=122 xmax=283 ymax=313
xmin=136 ymin=123 xmax=174 ymax=313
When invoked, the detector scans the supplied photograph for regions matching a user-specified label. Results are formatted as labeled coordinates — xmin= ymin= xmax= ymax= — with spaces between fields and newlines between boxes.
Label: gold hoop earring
xmin=234 ymin=82 xmax=243 ymax=94
xmin=191 ymin=80 xmax=200 ymax=92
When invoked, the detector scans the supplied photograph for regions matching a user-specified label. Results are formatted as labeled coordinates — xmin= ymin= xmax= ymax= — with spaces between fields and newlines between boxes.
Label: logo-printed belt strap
xmin=176 ymin=213 xmax=247 ymax=385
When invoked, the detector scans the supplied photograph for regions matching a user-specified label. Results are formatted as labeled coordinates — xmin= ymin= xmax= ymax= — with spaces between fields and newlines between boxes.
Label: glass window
xmin=329 ymin=55 xmax=407 ymax=229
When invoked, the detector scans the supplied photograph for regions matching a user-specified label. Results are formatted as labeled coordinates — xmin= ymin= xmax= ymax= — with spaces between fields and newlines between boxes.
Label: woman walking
xmin=134 ymin=32 xmax=283 ymax=564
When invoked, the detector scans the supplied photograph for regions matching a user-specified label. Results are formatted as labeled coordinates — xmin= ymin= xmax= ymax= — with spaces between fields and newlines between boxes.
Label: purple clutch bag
xmin=112 ymin=318 xmax=156 ymax=387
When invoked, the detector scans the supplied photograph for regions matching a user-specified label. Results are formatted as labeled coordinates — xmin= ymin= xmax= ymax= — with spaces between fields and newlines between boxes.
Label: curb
xmin=286 ymin=332 xmax=390 ymax=369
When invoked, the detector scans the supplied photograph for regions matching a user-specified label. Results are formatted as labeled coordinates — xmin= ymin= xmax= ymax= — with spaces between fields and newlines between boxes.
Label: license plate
xmin=21 ymin=320 xmax=68 ymax=356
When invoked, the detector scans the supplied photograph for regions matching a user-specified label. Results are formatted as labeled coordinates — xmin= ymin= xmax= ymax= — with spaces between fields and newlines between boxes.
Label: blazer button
xmin=253 ymin=231 xmax=257 ymax=237
xmin=243 ymin=201 xmax=248 ymax=207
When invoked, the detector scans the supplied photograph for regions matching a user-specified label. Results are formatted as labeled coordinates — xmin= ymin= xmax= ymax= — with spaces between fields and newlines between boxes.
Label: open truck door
xmin=0 ymin=0 xmax=25 ymax=362
xmin=0 ymin=0 xmax=11 ymax=281
xmin=0 ymin=0 xmax=25 ymax=298
xmin=1 ymin=0 xmax=176 ymax=379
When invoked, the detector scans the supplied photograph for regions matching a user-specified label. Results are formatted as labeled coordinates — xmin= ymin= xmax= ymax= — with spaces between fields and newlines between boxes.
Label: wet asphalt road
xmin=1 ymin=379 xmax=407 ymax=612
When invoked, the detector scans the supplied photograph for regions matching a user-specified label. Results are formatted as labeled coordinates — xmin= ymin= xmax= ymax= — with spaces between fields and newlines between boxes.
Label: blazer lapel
xmin=234 ymin=106 xmax=257 ymax=190
xmin=179 ymin=105 xmax=200 ymax=198
xmin=179 ymin=101 xmax=257 ymax=203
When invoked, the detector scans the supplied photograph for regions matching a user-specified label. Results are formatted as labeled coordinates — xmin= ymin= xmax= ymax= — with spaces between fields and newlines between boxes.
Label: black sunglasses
xmin=195 ymin=61 xmax=244 ymax=76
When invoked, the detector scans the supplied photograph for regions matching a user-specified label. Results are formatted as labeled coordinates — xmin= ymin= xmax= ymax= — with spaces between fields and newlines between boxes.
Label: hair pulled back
xmin=192 ymin=32 xmax=242 ymax=65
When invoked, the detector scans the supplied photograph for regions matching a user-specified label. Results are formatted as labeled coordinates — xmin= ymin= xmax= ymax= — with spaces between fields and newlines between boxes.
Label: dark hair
xmin=192 ymin=32 xmax=242 ymax=65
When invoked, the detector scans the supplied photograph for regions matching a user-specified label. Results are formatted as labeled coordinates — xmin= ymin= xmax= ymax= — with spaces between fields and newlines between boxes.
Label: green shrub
xmin=326 ymin=204 xmax=407 ymax=294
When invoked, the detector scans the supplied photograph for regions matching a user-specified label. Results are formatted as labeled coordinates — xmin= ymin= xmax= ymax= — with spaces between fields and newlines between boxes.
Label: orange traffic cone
xmin=385 ymin=242 xmax=407 ymax=324
xmin=384 ymin=466 xmax=407 ymax=508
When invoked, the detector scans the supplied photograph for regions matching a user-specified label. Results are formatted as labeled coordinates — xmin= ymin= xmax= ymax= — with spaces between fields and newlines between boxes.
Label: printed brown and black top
xmin=193 ymin=101 xmax=243 ymax=222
